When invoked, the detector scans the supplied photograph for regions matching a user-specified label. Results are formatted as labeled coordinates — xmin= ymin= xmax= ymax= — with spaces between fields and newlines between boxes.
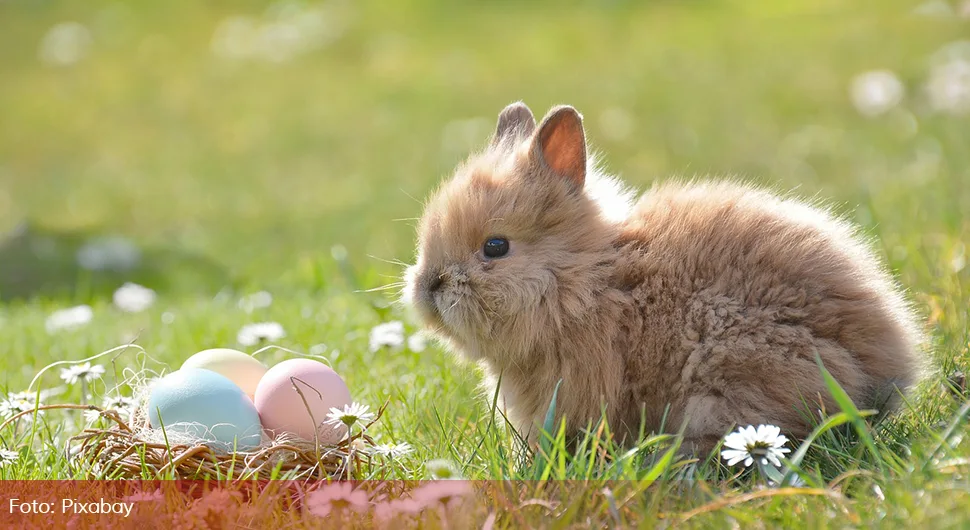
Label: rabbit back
xmin=610 ymin=179 xmax=924 ymax=449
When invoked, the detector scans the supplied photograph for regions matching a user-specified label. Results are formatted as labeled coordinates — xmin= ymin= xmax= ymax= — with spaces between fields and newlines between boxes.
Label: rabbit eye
xmin=483 ymin=237 xmax=510 ymax=258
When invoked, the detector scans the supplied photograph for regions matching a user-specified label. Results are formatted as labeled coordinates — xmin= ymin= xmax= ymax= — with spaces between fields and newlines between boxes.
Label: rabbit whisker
xmin=366 ymin=255 xmax=411 ymax=268
xmin=356 ymin=282 xmax=407 ymax=293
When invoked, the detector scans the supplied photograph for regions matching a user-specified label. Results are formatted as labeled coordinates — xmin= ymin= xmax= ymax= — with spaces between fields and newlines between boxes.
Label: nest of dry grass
xmin=78 ymin=402 xmax=386 ymax=479
xmin=4 ymin=402 xmax=385 ymax=480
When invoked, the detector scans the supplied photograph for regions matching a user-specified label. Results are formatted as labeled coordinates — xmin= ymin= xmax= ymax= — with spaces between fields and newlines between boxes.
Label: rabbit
xmin=403 ymin=101 xmax=924 ymax=455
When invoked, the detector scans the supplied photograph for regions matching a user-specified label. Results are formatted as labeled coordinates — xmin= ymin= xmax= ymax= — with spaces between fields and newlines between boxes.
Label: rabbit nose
xmin=426 ymin=272 xmax=446 ymax=293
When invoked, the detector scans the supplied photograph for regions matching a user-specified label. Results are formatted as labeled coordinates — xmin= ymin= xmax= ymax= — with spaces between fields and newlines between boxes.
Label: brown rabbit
xmin=404 ymin=102 xmax=924 ymax=454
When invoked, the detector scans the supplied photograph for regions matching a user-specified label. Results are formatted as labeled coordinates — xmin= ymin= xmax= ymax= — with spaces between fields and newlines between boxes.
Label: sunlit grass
xmin=0 ymin=0 xmax=969 ymax=526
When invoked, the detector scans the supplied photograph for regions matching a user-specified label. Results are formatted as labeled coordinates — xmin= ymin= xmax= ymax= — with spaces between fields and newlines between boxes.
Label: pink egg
xmin=254 ymin=359 xmax=352 ymax=444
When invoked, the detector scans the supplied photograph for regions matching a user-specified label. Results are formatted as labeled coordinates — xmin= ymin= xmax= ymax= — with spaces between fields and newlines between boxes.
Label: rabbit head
xmin=405 ymin=103 xmax=624 ymax=366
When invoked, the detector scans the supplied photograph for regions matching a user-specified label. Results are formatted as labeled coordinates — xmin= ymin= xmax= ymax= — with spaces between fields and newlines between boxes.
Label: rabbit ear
xmin=533 ymin=105 xmax=586 ymax=189
xmin=491 ymin=102 xmax=536 ymax=147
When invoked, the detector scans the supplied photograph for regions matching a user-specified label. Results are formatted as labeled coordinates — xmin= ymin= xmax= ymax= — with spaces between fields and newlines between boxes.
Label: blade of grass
xmin=534 ymin=379 xmax=564 ymax=481
xmin=921 ymin=397 xmax=970 ymax=473
xmin=815 ymin=351 xmax=885 ymax=475
xmin=541 ymin=379 xmax=564 ymax=446
xmin=465 ymin=370 xmax=504 ymax=474
xmin=538 ymin=378 xmax=563 ymax=462
xmin=781 ymin=411 xmax=855 ymax=485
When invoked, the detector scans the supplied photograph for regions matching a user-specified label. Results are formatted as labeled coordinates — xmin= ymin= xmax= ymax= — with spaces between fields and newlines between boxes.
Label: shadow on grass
xmin=0 ymin=221 xmax=237 ymax=303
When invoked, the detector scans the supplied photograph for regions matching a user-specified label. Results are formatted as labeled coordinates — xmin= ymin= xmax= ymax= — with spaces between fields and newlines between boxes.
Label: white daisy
xmin=324 ymin=402 xmax=376 ymax=429
xmin=926 ymin=54 xmax=970 ymax=115
xmin=306 ymin=482 xmax=369 ymax=517
xmin=849 ymin=70 xmax=905 ymax=117
xmin=5 ymin=391 xmax=39 ymax=403
xmin=38 ymin=21 xmax=92 ymax=67
xmin=83 ymin=409 xmax=102 ymax=425
xmin=59 ymin=362 xmax=106 ymax=385
xmin=407 ymin=332 xmax=428 ymax=352
xmin=0 ymin=395 xmax=43 ymax=419
xmin=45 ymin=305 xmax=93 ymax=334
xmin=721 ymin=424 xmax=792 ymax=468
xmin=369 ymin=321 xmax=405 ymax=352
xmin=112 ymin=282 xmax=156 ymax=313
xmin=103 ymin=395 xmax=138 ymax=412
xmin=370 ymin=442 xmax=413 ymax=459
xmin=237 ymin=322 xmax=286 ymax=346
xmin=122 ymin=489 xmax=164 ymax=503
xmin=425 ymin=459 xmax=462 ymax=480
xmin=238 ymin=291 xmax=273 ymax=313
xmin=0 ymin=449 xmax=20 ymax=467
xmin=330 ymin=245 xmax=348 ymax=261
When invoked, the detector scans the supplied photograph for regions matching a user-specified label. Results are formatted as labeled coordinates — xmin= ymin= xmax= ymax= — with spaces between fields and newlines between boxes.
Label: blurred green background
xmin=0 ymin=0 xmax=969 ymax=487
xmin=0 ymin=0 xmax=967 ymax=323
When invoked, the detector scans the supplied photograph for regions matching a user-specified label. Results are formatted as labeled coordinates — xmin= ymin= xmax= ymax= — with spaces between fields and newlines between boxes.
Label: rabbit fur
xmin=404 ymin=102 xmax=924 ymax=454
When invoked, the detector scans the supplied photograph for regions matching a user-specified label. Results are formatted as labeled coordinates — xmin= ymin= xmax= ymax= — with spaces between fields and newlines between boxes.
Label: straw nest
xmin=3 ymin=401 xmax=386 ymax=480
xmin=1 ymin=346 xmax=392 ymax=480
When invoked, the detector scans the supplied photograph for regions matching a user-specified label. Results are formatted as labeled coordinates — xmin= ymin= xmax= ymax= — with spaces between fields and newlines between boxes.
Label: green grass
xmin=1 ymin=0 xmax=969 ymax=527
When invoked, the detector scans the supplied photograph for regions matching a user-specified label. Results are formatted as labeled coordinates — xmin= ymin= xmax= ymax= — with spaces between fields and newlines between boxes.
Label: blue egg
xmin=148 ymin=368 xmax=263 ymax=452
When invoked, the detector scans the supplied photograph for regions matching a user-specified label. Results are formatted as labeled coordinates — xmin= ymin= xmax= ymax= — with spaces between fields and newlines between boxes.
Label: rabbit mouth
xmin=405 ymin=263 xmax=473 ymax=325
xmin=433 ymin=291 xmax=463 ymax=319
xmin=405 ymin=266 xmax=458 ymax=331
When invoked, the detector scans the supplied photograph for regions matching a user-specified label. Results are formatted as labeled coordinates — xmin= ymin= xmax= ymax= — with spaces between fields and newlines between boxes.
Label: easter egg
xmin=148 ymin=368 xmax=263 ymax=451
xmin=254 ymin=359 xmax=351 ymax=444
xmin=181 ymin=348 xmax=268 ymax=399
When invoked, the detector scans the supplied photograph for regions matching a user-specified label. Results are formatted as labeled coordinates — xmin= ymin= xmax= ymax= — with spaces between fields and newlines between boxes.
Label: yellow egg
xmin=181 ymin=348 xmax=268 ymax=399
